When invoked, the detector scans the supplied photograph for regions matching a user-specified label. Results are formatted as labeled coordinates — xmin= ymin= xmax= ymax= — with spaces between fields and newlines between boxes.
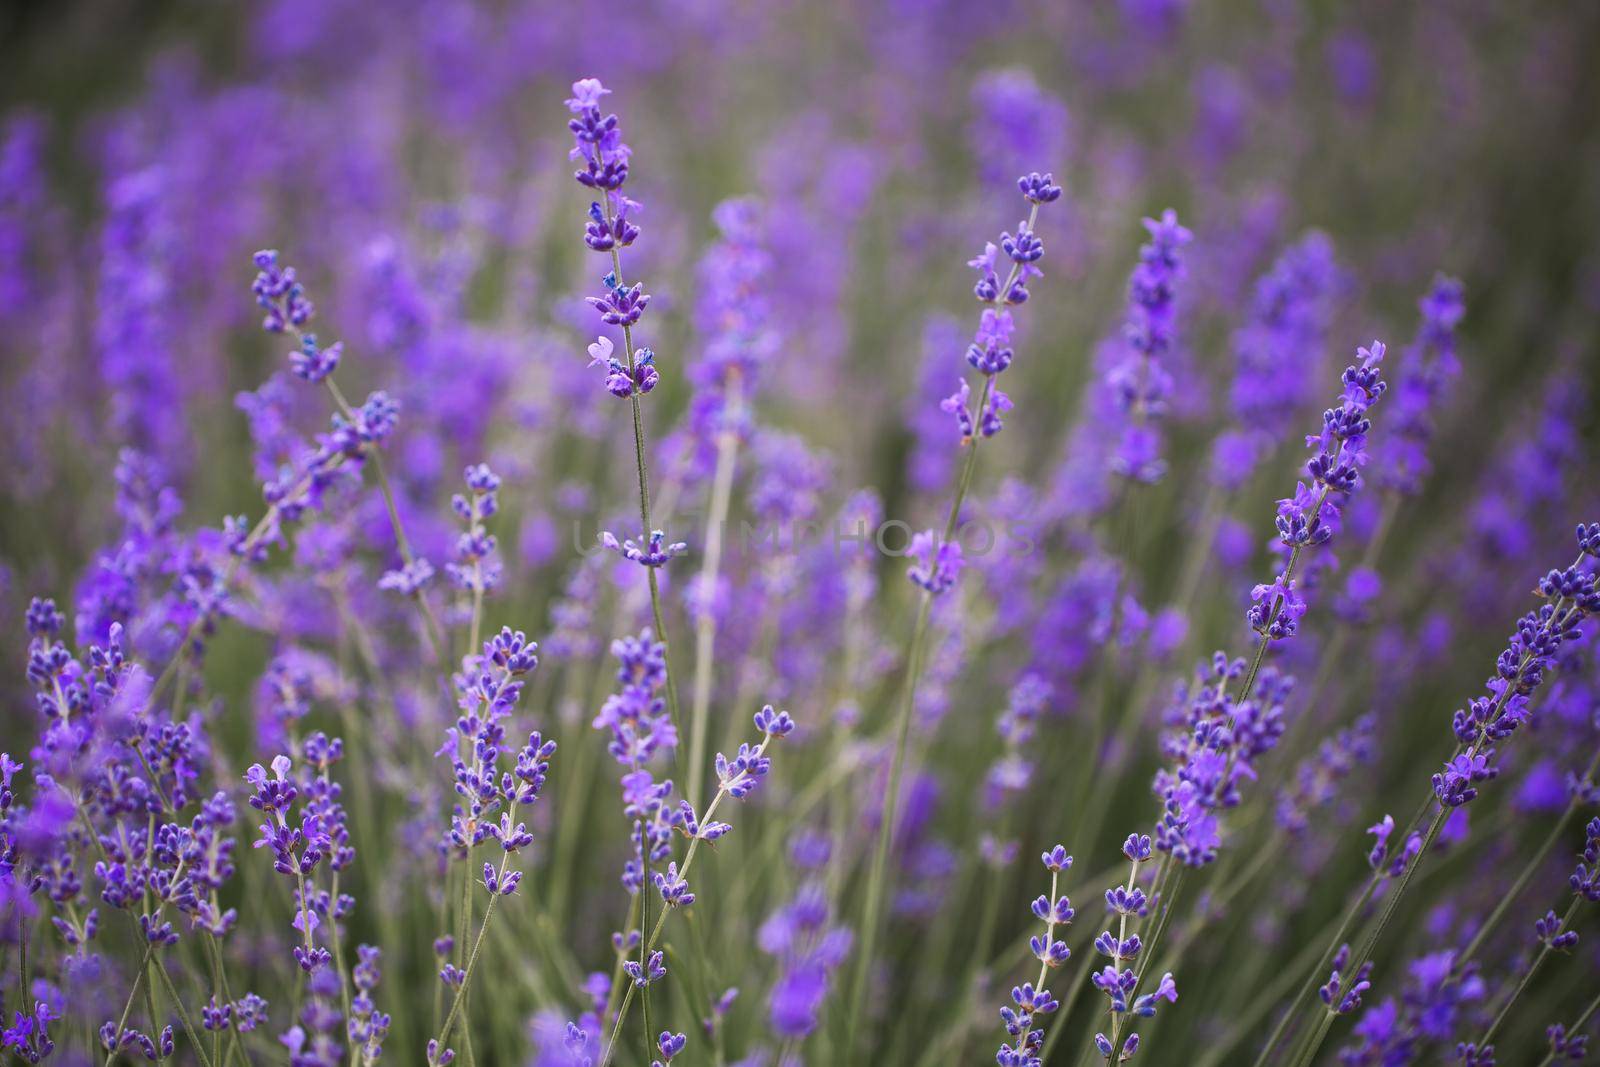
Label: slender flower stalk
xmin=1285 ymin=538 xmax=1600 ymax=1067
xmin=252 ymin=249 xmax=447 ymax=663
xmin=426 ymin=629 xmax=556 ymax=1065
xmin=683 ymin=198 xmax=773 ymax=812
xmin=565 ymin=77 xmax=684 ymax=743
xmin=1071 ymin=341 xmax=1388 ymax=1064
xmin=844 ymin=170 xmax=1060 ymax=1058
xmin=594 ymin=707 xmax=795 ymax=1067
xmin=995 ymin=846 xmax=1074 ymax=1066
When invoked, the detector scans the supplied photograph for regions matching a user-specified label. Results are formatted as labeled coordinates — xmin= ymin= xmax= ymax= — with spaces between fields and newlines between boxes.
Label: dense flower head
xmin=444 ymin=462 xmax=502 ymax=595
xmin=438 ymin=628 xmax=554 ymax=874
xmin=1151 ymin=656 xmax=1293 ymax=867
xmin=1436 ymin=549 xmax=1599 ymax=806
xmin=1273 ymin=341 xmax=1387 ymax=551
xmin=759 ymin=878 xmax=852 ymax=1039
xmin=596 ymin=629 xmax=676 ymax=890
xmin=1103 ymin=209 xmax=1192 ymax=484
xmin=906 ymin=531 xmax=964 ymax=594
xmin=245 ymin=744 xmax=355 ymax=974
xmin=252 ymin=248 xmax=314 ymax=333
xmin=1213 ymin=231 xmax=1345 ymax=489
xmin=567 ymin=78 xmax=630 ymax=191
xmin=948 ymin=171 xmax=1059 ymax=441
xmin=1378 ymin=274 xmax=1465 ymax=495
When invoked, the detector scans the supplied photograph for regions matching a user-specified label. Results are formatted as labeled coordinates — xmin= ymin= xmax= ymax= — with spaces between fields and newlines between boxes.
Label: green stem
xmin=597 ymin=190 xmax=683 ymax=747
xmin=687 ymin=380 xmax=744 ymax=812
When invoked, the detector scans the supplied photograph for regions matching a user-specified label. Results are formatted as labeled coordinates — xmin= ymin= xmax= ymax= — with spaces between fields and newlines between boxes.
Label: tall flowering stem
xmin=426 ymin=628 xmax=555 ymax=1066
xmin=685 ymin=198 xmax=772 ymax=813
xmin=566 ymin=78 xmax=684 ymax=743
xmin=845 ymin=171 xmax=1060 ymax=1056
xmin=252 ymin=250 xmax=447 ymax=664
xmin=1283 ymin=536 xmax=1600 ymax=1067
xmin=1079 ymin=341 xmax=1388 ymax=1064
xmin=995 ymin=846 xmax=1074 ymax=1066
xmin=594 ymin=707 xmax=795 ymax=1067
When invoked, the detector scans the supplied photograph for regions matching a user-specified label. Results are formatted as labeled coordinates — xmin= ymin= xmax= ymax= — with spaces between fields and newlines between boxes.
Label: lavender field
xmin=2 ymin=1 xmax=1599 ymax=1064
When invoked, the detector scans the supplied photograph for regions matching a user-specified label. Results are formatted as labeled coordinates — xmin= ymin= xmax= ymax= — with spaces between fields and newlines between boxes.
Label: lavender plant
xmin=2 ymin=9 xmax=1600 ymax=1067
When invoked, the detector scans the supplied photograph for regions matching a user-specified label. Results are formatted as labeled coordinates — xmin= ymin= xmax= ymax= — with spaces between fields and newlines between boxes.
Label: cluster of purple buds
xmin=600 ymin=528 xmax=686 ymax=568
xmin=651 ymin=1030 xmax=686 ymax=1067
xmin=1105 ymin=209 xmax=1192 ymax=483
xmin=586 ymin=335 xmax=658 ymax=398
xmin=1433 ymin=538 xmax=1600 ymax=807
xmin=590 ymin=275 xmax=650 ymax=328
xmin=984 ymin=673 xmax=1052 ymax=813
xmin=1151 ymin=658 xmax=1291 ymax=866
xmin=625 ymin=950 xmax=667 ymax=988
xmin=585 ymin=195 xmax=640 ymax=252
xmin=1212 ymin=232 xmax=1344 ymax=489
xmin=244 ymin=738 xmax=353 ymax=974
xmin=715 ymin=705 xmax=793 ymax=799
xmin=568 ymin=79 xmax=669 ymax=407
xmin=947 ymin=171 xmax=1060 ymax=444
xmin=254 ymin=249 xmax=342 ymax=383
xmin=1534 ymin=909 xmax=1580 ymax=951
xmin=997 ymin=846 xmax=1074 ymax=1067
xmin=86 ymin=733 xmax=239 ymax=948
xmin=1546 ymin=1023 xmax=1590 ymax=1061
xmin=444 ymin=463 xmax=502 ymax=595
xmin=1364 ymin=813 xmax=1422 ymax=877
xmin=378 ymin=558 xmax=435 ymax=596
xmin=252 ymin=248 xmax=313 ymax=333
xmin=1271 ymin=341 xmax=1386 ymax=551
xmin=907 ymin=530 xmax=964 ymax=595
xmin=1319 ymin=943 xmax=1374 ymax=1013
xmin=1379 ymin=274 xmax=1465 ymax=495
xmin=1573 ymin=816 xmax=1600 ymax=901
xmin=1274 ymin=714 xmax=1376 ymax=836
xmin=348 ymin=944 xmax=391 ymax=1063
xmin=595 ymin=630 xmax=677 ymax=772
xmin=99 ymin=1022 xmax=171 ymax=1061
xmin=939 ymin=377 xmax=1013 ymax=441
xmin=567 ymin=78 xmax=628 ymax=192
xmin=595 ymin=631 xmax=677 ymax=894
xmin=437 ymin=628 xmax=553 ymax=897
xmin=201 ymin=992 xmax=266 ymax=1039
xmin=656 ymin=707 xmax=793 ymax=912
xmin=1086 ymin=834 xmax=1177 ymax=1060
xmin=3 ymin=1001 xmax=58 ymax=1064
xmin=241 ymin=253 xmax=402 ymax=547
xmin=758 ymin=879 xmax=853 ymax=1040
xmin=1250 ymin=341 xmax=1387 ymax=645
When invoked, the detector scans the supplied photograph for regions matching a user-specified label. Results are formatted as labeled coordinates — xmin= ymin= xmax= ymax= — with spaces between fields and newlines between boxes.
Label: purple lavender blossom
xmin=1105 ymin=210 xmax=1193 ymax=484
